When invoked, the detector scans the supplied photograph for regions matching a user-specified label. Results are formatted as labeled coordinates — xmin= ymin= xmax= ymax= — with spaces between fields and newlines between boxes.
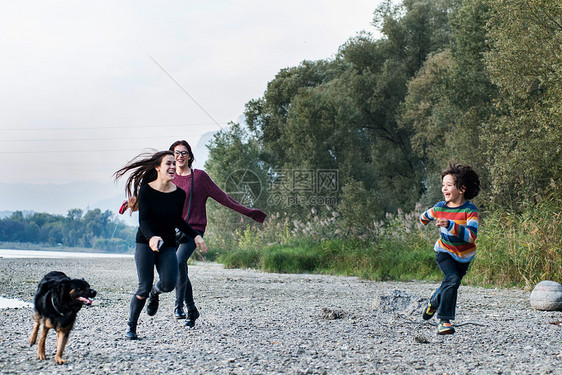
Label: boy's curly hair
xmin=441 ymin=162 xmax=480 ymax=200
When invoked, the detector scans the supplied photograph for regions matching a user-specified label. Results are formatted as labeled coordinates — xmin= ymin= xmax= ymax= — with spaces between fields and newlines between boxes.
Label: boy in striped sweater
xmin=420 ymin=163 xmax=480 ymax=335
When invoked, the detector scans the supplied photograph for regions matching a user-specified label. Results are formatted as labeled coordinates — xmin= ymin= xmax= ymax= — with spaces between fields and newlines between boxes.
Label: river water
xmin=0 ymin=249 xmax=133 ymax=259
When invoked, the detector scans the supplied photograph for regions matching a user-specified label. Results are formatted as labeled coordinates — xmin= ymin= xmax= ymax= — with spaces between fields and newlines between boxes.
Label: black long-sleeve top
xmin=135 ymin=183 xmax=198 ymax=247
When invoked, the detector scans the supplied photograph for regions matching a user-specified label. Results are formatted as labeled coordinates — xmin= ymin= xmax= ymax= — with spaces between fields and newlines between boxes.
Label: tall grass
xmin=467 ymin=198 xmax=562 ymax=288
xmin=217 ymin=238 xmax=440 ymax=281
xmin=207 ymin=198 xmax=561 ymax=288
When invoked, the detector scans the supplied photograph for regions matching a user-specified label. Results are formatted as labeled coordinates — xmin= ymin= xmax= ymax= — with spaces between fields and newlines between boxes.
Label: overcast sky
xmin=0 ymin=0 xmax=382 ymax=186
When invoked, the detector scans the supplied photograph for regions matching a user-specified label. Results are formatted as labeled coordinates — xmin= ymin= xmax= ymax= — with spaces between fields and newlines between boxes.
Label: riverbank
xmin=0 ymin=257 xmax=560 ymax=374
xmin=0 ymin=241 xmax=97 ymax=252
xmin=0 ymin=249 xmax=133 ymax=260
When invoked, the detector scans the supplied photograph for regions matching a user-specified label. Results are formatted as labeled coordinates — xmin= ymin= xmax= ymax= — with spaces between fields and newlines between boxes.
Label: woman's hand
xmin=194 ymin=235 xmax=208 ymax=253
xmin=149 ymin=236 xmax=163 ymax=252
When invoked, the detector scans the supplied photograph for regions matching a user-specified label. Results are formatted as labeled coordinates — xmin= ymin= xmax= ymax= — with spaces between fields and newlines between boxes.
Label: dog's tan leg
xmin=29 ymin=313 xmax=40 ymax=346
xmin=54 ymin=326 xmax=71 ymax=364
xmin=37 ymin=320 xmax=51 ymax=360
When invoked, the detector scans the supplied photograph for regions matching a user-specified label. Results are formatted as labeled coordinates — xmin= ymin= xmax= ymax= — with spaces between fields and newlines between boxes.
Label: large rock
xmin=529 ymin=280 xmax=562 ymax=311
xmin=371 ymin=290 xmax=424 ymax=314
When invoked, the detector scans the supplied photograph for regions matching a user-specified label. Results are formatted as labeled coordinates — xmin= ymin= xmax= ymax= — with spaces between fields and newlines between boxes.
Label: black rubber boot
xmin=125 ymin=323 xmax=138 ymax=340
xmin=126 ymin=296 xmax=145 ymax=340
xmin=174 ymin=305 xmax=186 ymax=319
xmin=146 ymin=289 xmax=160 ymax=316
xmin=185 ymin=307 xmax=200 ymax=328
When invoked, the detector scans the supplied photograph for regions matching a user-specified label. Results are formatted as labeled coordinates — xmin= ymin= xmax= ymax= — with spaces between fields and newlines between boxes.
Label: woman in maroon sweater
xmin=114 ymin=150 xmax=208 ymax=339
xmin=170 ymin=140 xmax=266 ymax=327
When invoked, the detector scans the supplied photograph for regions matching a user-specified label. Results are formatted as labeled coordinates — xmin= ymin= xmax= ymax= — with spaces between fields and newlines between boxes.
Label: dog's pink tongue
xmin=77 ymin=296 xmax=93 ymax=305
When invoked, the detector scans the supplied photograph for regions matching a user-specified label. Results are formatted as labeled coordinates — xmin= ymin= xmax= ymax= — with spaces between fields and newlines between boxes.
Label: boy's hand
xmin=436 ymin=218 xmax=449 ymax=227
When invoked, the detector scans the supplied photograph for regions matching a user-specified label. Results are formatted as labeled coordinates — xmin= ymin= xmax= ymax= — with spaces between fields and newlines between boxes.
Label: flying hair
xmin=113 ymin=150 xmax=174 ymax=212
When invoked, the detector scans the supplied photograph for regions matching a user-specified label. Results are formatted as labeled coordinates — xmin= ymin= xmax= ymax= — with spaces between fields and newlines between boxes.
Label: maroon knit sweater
xmin=173 ymin=169 xmax=266 ymax=233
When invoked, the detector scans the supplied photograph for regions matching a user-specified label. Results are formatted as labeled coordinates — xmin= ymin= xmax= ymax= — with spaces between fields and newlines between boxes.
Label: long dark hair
xmin=113 ymin=150 xmax=174 ymax=211
xmin=169 ymin=140 xmax=194 ymax=168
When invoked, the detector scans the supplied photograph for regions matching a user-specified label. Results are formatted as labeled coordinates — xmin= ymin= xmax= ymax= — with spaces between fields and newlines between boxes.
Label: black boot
xmin=146 ymin=289 xmax=160 ymax=316
xmin=126 ymin=295 xmax=145 ymax=340
xmin=174 ymin=305 xmax=186 ymax=319
xmin=185 ymin=307 xmax=200 ymax=328
xmin=125 ymin=323 xmax=138 ymax=340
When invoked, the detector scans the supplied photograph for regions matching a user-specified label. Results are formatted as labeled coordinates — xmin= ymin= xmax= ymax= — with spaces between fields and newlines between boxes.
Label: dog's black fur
xmin=29 ymin=271 xmax=96 ymax=364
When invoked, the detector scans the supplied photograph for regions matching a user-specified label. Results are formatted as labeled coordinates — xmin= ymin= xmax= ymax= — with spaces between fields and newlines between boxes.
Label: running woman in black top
xmin=114 ymin=150 xmax=208 ymax=340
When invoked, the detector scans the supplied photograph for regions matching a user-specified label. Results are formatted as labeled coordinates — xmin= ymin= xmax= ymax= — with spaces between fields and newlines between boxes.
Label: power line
xmin=0 ymin=122 xmax=224 ymax=131
xmin=147 ymin=53 xmax=224 ymax=130
xmin=0 ymin=134 xmax=207 ymax=142
xmin=0 ymin=148 xmax=154 ymax=154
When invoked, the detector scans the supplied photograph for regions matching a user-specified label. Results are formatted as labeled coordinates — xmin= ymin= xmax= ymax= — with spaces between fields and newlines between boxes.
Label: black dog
xmin=29 ymin=271 xmax=96 ymax=364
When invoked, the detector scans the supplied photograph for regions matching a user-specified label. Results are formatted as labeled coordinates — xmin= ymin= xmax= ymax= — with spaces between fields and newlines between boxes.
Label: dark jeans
xmin=431 ymin=251 xmax=470 ymax=322
xmin=134 ymin=243 xmax=178 ymax=298
xmin=175 ymin=233 xmax=202 ymax=311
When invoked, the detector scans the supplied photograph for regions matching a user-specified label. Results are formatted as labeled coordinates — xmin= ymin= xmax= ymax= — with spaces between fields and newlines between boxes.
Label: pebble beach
xmin=0 ymin=256 xmax=560 ymax=374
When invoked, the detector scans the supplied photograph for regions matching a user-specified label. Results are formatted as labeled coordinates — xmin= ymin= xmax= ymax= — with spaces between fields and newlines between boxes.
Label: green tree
xmin=0 ymin=208 xmax=134 ymax=248
xmin=245 ymin=59 xmax=340 ymax=166
xmin=240 ymin=0 xmax=462 ymax=218
xmin=67 ymin=208 xmax=83 ymax=221
xmin=374 ymin=0 xmax=460 ymax=75
xmin=398 ymin=0 xmax=496 ymax=206
xmin=484 ymin=0 xmax=562 ymax=209
xmin=398 ymin=49 xmax=457 ymax=204
xmin=205 ymin=122 xmax=270 ymax=235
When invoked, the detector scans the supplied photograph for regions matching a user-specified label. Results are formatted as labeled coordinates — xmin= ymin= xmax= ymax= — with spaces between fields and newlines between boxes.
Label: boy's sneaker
xmin=422 ymin=300 xmax=437 ymax=320
xmin=437 ymin=321 xmax=455 ymax=335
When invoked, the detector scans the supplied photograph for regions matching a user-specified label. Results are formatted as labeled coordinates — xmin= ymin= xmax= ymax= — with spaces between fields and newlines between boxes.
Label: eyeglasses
xmin=174 ymin=151 xmax=189 ymax=157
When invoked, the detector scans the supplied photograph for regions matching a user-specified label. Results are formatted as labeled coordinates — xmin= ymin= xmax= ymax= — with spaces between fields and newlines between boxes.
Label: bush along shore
xmin=210 ymin=201 xmax=561 ymax=289
xmin=0 ymin=257 xmax=561 ymax=374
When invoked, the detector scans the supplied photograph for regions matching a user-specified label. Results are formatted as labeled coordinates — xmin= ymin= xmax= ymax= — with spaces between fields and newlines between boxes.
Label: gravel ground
xmin=0 ymin=256 xmax=560 ymax=374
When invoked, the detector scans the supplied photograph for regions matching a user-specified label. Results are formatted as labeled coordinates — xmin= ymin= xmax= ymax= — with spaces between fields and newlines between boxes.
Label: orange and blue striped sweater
xmin=420 ymin=201 xmax=479 ymax=263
